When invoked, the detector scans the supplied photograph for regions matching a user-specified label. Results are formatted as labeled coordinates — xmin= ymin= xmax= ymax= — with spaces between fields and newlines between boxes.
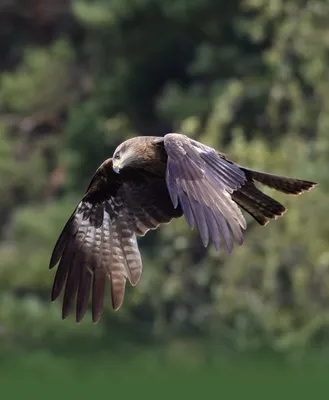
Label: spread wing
xmin=164 ymin=133 xmax=247 ymax=253
xmin=49 ymin=159 xmax=181 ymax=323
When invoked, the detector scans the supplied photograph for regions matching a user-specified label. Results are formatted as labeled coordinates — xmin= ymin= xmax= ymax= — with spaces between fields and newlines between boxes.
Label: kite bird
xmin=49 ymin=134 xmax=317 ymax=323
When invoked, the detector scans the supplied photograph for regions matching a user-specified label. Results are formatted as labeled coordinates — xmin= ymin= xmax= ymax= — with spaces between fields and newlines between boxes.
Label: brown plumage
xmin=49 ymin=133 xmax=317 ymax=323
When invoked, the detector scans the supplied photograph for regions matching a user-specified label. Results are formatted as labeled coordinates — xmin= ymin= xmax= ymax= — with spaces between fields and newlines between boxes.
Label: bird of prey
xmin=49 ymin=134 xmax=317 ymax=323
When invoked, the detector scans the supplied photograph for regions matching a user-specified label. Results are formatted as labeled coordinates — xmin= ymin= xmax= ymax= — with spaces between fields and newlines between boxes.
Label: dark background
xmin=0 ymin=0 xmax=328 ymax=398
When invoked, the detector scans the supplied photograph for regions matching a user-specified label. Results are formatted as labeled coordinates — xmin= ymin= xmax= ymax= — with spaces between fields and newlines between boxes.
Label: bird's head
xmin=112 ymin=139 xmax=137 ymax=173
xmin=112 ymin=137 xmax=163 ymax=174
xmin=113 ymin=138 xmax=151 ymax=174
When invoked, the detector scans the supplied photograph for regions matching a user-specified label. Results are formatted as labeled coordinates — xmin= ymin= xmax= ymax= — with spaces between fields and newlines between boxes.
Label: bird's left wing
xmin=164 ymin=133 xmax=247 ymax=252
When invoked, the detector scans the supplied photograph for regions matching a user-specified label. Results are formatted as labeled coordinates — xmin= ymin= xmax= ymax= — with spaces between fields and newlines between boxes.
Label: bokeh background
xmin=0 ymin=0 xmax=329 ymax=398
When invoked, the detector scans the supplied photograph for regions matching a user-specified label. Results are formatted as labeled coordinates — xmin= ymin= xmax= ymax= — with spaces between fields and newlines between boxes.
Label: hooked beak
xmin=112 ymin=159 xmax=121 ymax=174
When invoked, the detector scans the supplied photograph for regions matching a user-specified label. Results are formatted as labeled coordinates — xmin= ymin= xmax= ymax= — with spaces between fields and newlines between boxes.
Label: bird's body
xmin=49 ymin=134 xmax=317 ymax=323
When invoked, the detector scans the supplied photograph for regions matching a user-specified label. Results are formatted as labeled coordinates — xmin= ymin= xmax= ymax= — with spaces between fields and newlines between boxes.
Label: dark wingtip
xmin=92 ymin=313 xmax=102 ymax=324
xmin=76 ymin=270 xmax=92 ymax=324
xmin=51 ymin=281 xmax=63 ymax=302
xmin=224 ymin=243 xmax=233 ymax=254
xmin=51 ymin=291 xmax=58 ymax=303
xmin=62 ymin=308 xmax=71 ymax=320
xmin=112 ymin=300 xmax=123 ymax=312
xmin=76 ymin=313 xmax=86 ymax=324
xmin=76 ymin=310 xmax=84 ymax=324
xmin=110 ymin=276 xmax=126 ymax=312
xmin=49 ymin=253 xmax=59 ymax=270
xmin=92 ymin=270 xmax=106 ymax=324
xmin=49 ymin=230 xmax=70 ymax=269
xmin=62 ymin=293 xmax=75 ymax=320
xmin=235 ymin=236 xmax=244 ymax=247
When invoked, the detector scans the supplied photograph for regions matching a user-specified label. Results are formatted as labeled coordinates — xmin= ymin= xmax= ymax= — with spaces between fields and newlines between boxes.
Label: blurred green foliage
xmin=1 ymin=39 xmax=74 ymax=114
xmin=0 ymin=0 xmax=328 ymax=361
xmin=2 ymin=349 xmax=329 ymax=400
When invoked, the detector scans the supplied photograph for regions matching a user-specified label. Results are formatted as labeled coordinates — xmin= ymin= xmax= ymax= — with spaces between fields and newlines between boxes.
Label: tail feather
xmin=231 ymin=166 xmax=317 ymax=226
xmin=240 ymin=167 xmax=317 ymax=195
xmin=232 ymin=182 xmax=286 ymax=226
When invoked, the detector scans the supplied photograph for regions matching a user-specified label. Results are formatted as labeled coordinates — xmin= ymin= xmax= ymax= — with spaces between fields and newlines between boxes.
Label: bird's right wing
xmin=49 ymin=160 xmax=182 ymax=323
xmin=164 ymin=133 xmax=248 ymax=252
xmin=49 ymin=159 xmax=143 ymax=323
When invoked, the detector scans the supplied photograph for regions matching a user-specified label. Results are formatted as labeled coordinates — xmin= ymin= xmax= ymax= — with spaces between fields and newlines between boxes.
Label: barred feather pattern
xmin=50 ymin=193 xmax=144 ymax=323
xmin=50 ymin=169 xmax=182 ymax=323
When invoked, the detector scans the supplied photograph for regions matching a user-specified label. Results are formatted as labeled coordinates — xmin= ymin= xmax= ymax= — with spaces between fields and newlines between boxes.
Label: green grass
xmin=1 ymin=348 xmax=329 ymax=400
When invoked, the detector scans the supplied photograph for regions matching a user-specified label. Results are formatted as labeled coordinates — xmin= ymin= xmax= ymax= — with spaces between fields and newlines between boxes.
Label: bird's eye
xmin=114 ymin=152 xmax=120 ymax=159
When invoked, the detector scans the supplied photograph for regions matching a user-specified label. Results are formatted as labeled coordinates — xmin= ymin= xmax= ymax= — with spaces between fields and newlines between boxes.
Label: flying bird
xmin=49 ymin=134 xmax=317 ymax=323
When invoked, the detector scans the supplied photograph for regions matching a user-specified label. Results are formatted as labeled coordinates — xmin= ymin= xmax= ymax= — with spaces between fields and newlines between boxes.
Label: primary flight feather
xmin=49 ymin=133 xmax=317 ymax=323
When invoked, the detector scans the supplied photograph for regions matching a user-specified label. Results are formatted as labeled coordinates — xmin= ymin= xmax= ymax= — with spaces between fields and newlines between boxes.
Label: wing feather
xmin=50 ymin=158 xmax=180 ymax=323
xmin=76 ymin=268 xmax=92 ymax=323
xmin=177 ymin=184 xmax=195 ymax=229
xmin=92 ymin=269 xmax=107 ymax=323
xmin=49 ymin=216 xmax=78 ymax=270
xmin=211 ymin=207 xmax=233 ymax=253
xmin=62 ymin=256 xmax=80 ymax=320
xmin=164 ymin=133 xmax=247 ymax=250
xmin=203 ymin=206 xmax=222 ymax=251
xmin=51 ymin=239 xmax=76 ymax=302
